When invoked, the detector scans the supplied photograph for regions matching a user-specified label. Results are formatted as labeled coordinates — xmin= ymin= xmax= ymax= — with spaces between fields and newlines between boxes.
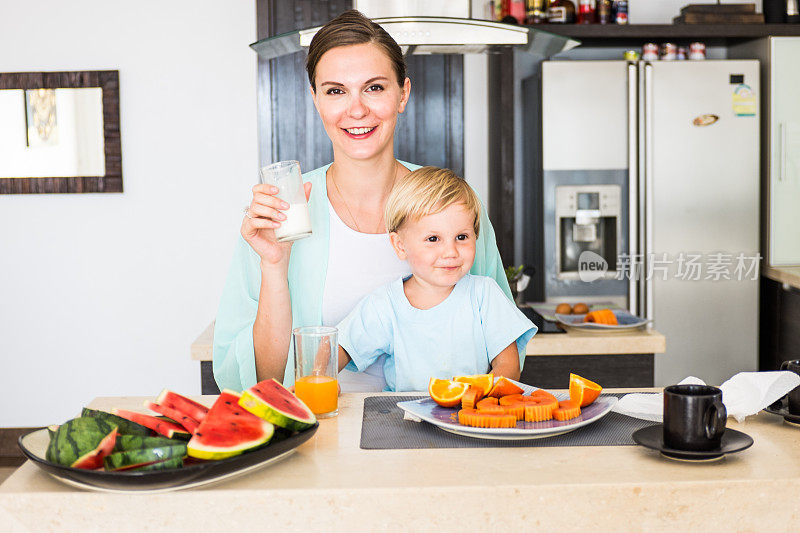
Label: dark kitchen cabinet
xmin=760 ymin=276 xmax=800 ymax=370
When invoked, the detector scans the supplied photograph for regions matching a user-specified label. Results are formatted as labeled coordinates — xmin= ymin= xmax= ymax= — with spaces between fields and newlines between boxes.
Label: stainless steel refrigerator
xmin=539 ymin=59 xmax=760 ymax=386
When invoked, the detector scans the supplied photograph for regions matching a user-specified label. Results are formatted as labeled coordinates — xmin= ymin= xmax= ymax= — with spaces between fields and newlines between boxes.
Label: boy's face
xmin=390 ymin=202 xmax=477 ymax=290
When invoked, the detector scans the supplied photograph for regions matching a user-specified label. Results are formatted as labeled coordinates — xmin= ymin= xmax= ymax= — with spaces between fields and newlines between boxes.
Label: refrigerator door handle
xmin=627 ymin=62 xmax=639 ymax=316
xmin=643 ymin=62 xmax=655 ymax=323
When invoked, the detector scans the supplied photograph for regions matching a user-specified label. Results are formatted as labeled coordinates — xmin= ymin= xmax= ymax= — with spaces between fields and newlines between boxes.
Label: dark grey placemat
xmin=360 ymin=394 xmax=657 ymax=449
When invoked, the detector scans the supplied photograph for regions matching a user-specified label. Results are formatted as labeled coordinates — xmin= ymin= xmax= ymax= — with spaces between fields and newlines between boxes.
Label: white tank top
xmin=322 ymin=201 xmax=412 ymax=392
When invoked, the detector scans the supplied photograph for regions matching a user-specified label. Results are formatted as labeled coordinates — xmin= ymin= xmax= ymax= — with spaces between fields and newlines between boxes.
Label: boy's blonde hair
xmin=385 ymin=166 xmax=481 ymax=236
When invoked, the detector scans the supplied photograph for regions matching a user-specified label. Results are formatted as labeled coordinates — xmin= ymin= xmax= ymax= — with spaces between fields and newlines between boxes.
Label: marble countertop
xmin=1 ymin=390 xmax=798 ymax=531
xmin=191 ymin=321 xmax=667 ymax=361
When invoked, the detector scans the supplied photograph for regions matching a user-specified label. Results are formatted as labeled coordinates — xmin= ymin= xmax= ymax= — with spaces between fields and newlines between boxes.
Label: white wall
xmin=0 ymin=1 xmax=257 ymax=426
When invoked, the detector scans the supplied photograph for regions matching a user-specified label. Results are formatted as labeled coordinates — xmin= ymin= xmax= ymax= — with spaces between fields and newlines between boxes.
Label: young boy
xmin=335 ymin=166 xmax=537 ymax=392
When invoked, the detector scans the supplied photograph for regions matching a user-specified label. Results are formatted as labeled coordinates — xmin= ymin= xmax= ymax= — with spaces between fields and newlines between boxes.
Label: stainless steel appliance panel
xmin=644 ymin=60 xmax=760 ymax=385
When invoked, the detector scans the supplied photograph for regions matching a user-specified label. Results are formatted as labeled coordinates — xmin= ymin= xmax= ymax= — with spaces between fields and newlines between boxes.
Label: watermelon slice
xmin=46 ymin=417 xmax=118 ymax=470
xmin=82 ymin=407 xmax=153 ymax=436
xmin=155 ymin=389 xmax=209 ymax=422
xmin=132 ymin=457 xmax=184 ymax=472
xmin=187 ymin=390 xmax=274 ymax=461
xmin=143 ymin=401 xmax=200 ymax=433
xmin=111 ymin=409 xmax=191 ymax=440
xmin=239 ymin=378 xmax=317 ymax=431
xmin=114 ymin=434 xmax=184 ymax=452
xmin=104 ymin=444 xmax=187 ymax=471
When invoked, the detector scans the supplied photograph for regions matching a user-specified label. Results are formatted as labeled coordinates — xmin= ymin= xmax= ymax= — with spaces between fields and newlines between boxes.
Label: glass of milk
xmin=259 ymin=160 xmax=312 ymax=242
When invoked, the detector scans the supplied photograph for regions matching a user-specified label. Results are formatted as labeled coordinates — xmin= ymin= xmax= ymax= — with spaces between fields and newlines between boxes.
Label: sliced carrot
xmin=583 ymin=309 xmax=618 ymax=325
xmin=499 ymin=394 xmax=524 ymax=406
xmin=502 ymin=402 xmax=525 ymax=421
xmin=530 ymin=389 xmax=559 ymax=403
xmin=476 ymin=397 xmax=499 ymax=409
xmin=487 ymin=377 xmax=524 ymax=398
xmin=476 ymin=405 xmax=506 ymax=415
xmin=458 ymin=409 xmax=517 ymax=428
xmin=553 ymin=399 xmax=581 ymax=421
xmin=461 ymin=386 xmax=484 ymax=410
xmin=524 ymin=403 xmax=555 ymax=422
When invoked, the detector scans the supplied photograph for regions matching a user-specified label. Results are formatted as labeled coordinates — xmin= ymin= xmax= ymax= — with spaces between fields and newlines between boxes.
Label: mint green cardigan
xmin=212 ymin=162 xmax=513 ymax=391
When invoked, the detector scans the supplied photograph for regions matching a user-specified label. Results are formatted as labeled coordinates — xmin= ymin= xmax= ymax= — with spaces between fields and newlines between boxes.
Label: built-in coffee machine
xmin=555 ymin=185 xmax=621 ymax=280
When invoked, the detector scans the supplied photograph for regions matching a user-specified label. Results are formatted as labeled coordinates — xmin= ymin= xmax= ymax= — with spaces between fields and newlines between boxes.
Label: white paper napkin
xmin=612 ymin=371 xmax=800 ymax=423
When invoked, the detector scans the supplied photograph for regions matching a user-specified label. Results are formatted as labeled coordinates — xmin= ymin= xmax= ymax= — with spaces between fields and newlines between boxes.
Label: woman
xmin=213 ymin=10 xmax=512 ymax=392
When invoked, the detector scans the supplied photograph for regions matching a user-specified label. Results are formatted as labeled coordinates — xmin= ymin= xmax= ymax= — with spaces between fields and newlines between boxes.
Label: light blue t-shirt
xmin=337 ymin=274 xmax=538 ymax=392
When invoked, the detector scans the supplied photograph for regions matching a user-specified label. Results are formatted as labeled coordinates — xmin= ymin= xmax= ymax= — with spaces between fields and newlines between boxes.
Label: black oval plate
xmin=18 ymin=423 xmax=318 ymax=493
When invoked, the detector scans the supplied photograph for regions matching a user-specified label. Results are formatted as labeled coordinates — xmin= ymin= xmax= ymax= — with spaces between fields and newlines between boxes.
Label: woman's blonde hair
xmin=385 ymin=166 xmax=481 ymax=236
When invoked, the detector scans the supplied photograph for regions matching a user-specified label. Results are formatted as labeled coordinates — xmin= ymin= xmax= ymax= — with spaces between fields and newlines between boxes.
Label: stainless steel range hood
xmin=250 ymin=17 xmax=580 ymax=60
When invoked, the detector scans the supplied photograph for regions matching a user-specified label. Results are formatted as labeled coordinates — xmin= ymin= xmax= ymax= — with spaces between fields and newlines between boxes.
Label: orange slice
xmin=487 ymin=377 xmax=524 ymax=398
xmin=553 ymin=399 xmax=581 ymax=421
xmin=428 ymin=378 xmax=470 ymax=408
xmin=569 ymin=373 xmax=603 ymax=407
xmin=453 ymin=373 xmax=494 ymax=397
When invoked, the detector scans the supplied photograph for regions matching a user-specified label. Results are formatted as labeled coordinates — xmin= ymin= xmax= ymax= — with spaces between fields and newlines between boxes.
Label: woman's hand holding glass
xmin=241 ymin=181 xmax=313 ymax=268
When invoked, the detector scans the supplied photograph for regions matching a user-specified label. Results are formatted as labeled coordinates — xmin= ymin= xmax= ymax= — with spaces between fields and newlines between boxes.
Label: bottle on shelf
xmin=577 ymin=0 xmax=596 ymax=24
xmin=597 ymin=0 xmax=612 ymax=24
xmin=788 ymin=0 xmax=800 ymax=24
xmin=612 ymin=0 xmax=628 ymax=24
xmin=493 ymin=0 xmax=510 ymax=21
xmin=510 ymin=0 xmax=527 ymax=23
xmin=526 ymin=0 xmax=549 ymax=24
xmin=547 ymin=0 xmax=576 ymax=23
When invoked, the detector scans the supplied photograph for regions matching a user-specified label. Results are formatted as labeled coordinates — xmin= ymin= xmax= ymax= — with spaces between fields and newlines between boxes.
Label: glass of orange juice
xmin=293 ymin=326 xmax=338 ymax=418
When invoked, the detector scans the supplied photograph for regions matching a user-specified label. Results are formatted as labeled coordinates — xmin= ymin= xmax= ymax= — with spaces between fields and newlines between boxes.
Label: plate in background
xmin=555 ymin=309 xmax=649 ymax=332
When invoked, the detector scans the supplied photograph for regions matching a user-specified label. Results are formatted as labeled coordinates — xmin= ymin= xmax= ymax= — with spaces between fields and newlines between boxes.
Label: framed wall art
xmin=0 ymin=70 xmax=122 ymax=194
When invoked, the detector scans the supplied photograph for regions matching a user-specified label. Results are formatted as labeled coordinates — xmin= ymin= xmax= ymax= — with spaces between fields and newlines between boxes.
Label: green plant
xmin=505 ymin=264 xmax=525 ymax=284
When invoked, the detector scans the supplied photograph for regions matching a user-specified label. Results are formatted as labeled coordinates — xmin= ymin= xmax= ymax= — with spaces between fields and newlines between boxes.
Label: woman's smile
xmin=342 ymin=126 xmax=377 ymax=139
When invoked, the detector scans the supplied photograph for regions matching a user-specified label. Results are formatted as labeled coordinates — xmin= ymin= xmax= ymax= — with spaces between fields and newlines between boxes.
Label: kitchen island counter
xmin=193 ymin=322 xmax=666 ymax=391
xmin=1 ymin=390 xmax=797 ymax=530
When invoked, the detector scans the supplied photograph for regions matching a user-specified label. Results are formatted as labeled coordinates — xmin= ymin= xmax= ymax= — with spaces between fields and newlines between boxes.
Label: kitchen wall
xmin=0 ymin=1 xmax=258 ymax=426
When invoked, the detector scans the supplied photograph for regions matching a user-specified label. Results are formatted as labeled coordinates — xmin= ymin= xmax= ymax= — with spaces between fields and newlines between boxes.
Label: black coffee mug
xmin=663 ymin=384 xmax=727 ymax=451
xmin=780 ymin=360 xmax=800 ymax=415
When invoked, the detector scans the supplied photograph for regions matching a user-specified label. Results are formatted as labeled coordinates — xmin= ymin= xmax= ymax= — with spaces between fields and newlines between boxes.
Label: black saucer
xmin=632 ymin=425 xmax=754 ymax=462
xmin=764 ymin=397 xmax=800 ymax=426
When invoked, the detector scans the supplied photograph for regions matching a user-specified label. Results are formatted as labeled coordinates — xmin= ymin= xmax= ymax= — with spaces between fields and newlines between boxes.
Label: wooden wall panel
xmin=396 ymin=55 xmax=464 ymax=176
xmin=487 ymin=49 xmax=515 ymax=265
